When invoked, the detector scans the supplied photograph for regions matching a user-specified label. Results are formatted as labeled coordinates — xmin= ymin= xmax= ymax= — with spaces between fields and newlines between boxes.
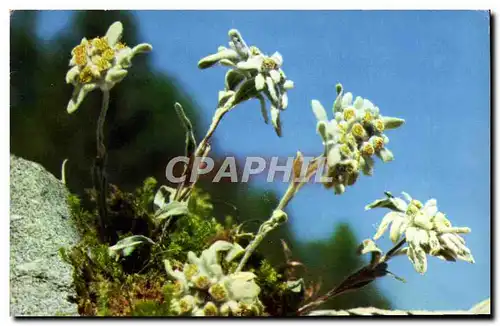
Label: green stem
xmin=234 ymin=185 xmax=296 ymax=273
xmin=176 ymin=97 xmax=235 ymax=202
xmin=93 ymin=90 xmax=111 ymax=243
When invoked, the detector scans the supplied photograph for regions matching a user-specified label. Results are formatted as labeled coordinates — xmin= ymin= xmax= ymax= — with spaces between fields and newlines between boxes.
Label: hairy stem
xmin=92 ymin=90 xmax=111 ymax=243
xmin=235 ymin=157 xmax=322 ymax=273
xmin=176 ymin=97 xmax=235 ymax=202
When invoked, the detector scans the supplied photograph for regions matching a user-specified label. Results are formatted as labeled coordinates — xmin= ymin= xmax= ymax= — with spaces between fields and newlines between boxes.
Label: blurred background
xmin=10 ymin=10 xmax=490 ymax=311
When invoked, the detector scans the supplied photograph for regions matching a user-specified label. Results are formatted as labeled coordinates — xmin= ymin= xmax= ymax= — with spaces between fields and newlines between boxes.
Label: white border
xmin=3 ymin=1 xmax=498 ymax=325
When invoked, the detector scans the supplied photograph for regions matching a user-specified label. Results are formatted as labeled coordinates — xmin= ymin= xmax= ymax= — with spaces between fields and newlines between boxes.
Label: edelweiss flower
xmin=164 ymin=241 xmax=264 ymax=316
xmin=311 ymin=84 xmax=404 ymax=194
xmin=65 ymin=21 xmax=152 ymax=114
xmin=366 ymin=192 xmax=475 ymax=274
xmin=198 ymin=29 xmax=294 ymax=137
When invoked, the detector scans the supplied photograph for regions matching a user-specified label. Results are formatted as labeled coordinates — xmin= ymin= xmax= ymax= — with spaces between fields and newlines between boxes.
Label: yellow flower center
xmin=203 ymin=302 xmax=218 ymax=316
xmin=78 ymin=66 xmax=94 ymax=83
xmin=91 ymin=37 xmax=110 ymax=52
xmin=209 ymin=283 xmax=228 ymax=302
xmin=172 ymin=280 xmax=184 ymax=296
xmin=361 ymin=142 xmax=375 ymax=156
xmin=372 ymin=136 xmax=385 ymax=151
xmin=102 ymin=48 xmax=116 ymax=61
xmin=72 ymin=44 xmax=88 ymax=66
xmin=351 ymin=123 xmax=366 ymax=139
xmin=363 ymin=111 xmax=373 ymax=124
xmin=179 ymin=297 xmax=193 ymax=313
xmin=373 ymin=119 xmax=385 ymax=132
xmin=194 ymin=275 xmax=210 ymax=289
xmin=339 ymin=144 xmax=351 ymax=157
xmin=92 ymin=55 xmax=111 ymax=72
xmin=183 ymin=264 xmax=198 ymax=280
xmin=343 ymin=107 xmax=356 ymax=121
xmin=262 ymin=57 xmax=278 ymax=70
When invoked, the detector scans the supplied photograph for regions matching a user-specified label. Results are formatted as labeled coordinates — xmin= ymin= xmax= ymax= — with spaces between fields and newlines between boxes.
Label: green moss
xmin=64 ymin=178 xmax=301 ymax=316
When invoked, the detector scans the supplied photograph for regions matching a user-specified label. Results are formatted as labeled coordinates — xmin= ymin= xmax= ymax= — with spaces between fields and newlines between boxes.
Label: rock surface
xmin=10 ymin=155 xmax=79 ymax=316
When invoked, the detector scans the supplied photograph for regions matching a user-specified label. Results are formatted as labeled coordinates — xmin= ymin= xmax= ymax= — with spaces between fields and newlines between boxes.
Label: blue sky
xmin=36 ymin=10 xmax=490 ymax=311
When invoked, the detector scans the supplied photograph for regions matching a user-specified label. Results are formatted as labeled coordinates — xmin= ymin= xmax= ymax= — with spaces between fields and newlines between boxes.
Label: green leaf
xmin=225 ymin=70 xmax=246 ymax=91
xmin=382 ymin=116 xmax=405 ymax=130
xmin=233 ymin=79 xmax=258 ymax=106
xmin=153 ymin=185 xmax=176 ymax=209
xmin=174 ymin=102 xmax=196 ymax=157
xmin=365 ymin=193 xmax=407 ymax=212
xmin=108 ymin=235 xmax=155 ymax=260
xmin=225 ymin=243 xmax=245 ymax=263
xmin=155 ymin=201 xmax=189 ymax=222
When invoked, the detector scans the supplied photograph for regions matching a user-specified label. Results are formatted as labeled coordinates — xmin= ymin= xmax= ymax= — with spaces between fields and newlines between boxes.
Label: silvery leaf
xmin=198 ymin=48 xmax=239 ymax=69
xmin=376 ymin=148 xmax=394 ymax=162
xmin=105 ymin=67 xmax=128 ymax=84
xmin=174 ymin=102 xmax=196 ymax=157
xmin=256 ymin=94 xmax=269 ymax=124
xmin=255 ymin=73 xmax=265 ymax=91
xmin=283 ymin=80 xmax=294 ymax=90
xmin=131 ymin=43 xmax=153 ymax=56
xmin=357 ymin=239 xmax=382 ymax=256
xmin=286 ymin=278 xmax=305 ymax=293
xmin=265 ymin=76 xmax=278 ymax=104
xmin=233 ymin=79 xmax=258 ymax=105
xmin=361 ymin=155 xmax=374 ymax=176
xmin=225 ymin=243 xmax=245 ymax=263
xmin=154 ymin=185 xmax=176 ymax=209
xmin=67 ymin=83 xmax=98 ymax=114
xmin=155 ymin=201 xmax=188 ymax=221
xmin=225 ymin=70 xmax=246 ymax=91
xmin=108 ymin=235 xmax=155 ymax=260
xmin=105 ymin=21 xmax=123 ymax=47
xmin=382 ymin=116 xmax=405 ymax=130
xmin=311 ymin=100 xmax=328 ymax=121
xmin=270 ymin=105 xmax=282 ymax=137
xmin=218 ymin=90 xmax=235 ymax=108
xmin=407 ymin=244 xmax=427 ymax=275
xmin=226 ymin=273 xmax=260 ymax=301
xmin=389 ymin=217 xmax=406 ymax=243
xmin=333 ymin=183 xmax=345 ymax=195
xmin=365 ymin=194 xmax=407 ymax=212
xmin=373 ymin=212 xmax=399 ymax=240
xmin=228 ymin=29 xmax=250 ymax=58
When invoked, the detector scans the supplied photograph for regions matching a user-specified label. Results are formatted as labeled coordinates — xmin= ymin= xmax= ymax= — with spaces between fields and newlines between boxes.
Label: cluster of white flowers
xmin=65 ymin=22 xmax=152 ymax=114
xmin=366 ymin=192 xmax=475 ymax=274
xmin=311 ymin=84 xmax=405 ymax=194
xmin=198 ymin=29 xmax=294 ymax=136
xmin=164 ymin=241 xmax=264 ymax=316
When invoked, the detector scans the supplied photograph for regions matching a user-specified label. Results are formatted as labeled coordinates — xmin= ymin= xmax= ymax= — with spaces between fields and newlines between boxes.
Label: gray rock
xmin=10 ymin=155 xmax=80 ymax=316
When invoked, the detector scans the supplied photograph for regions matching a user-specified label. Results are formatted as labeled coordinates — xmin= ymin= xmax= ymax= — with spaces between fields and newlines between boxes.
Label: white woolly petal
xmin=269 ymin=69 xmax=281 ymax=83
xmin=283 ymin=80 xmax=294 ymax=90
xmin=281 ymin=92 xmax=288 ymax=110
xmin=389 ymin=218 xmax=407 ymax=243
xmin=105 ymin=21 xmax=123 ymax=47
xmin=423 ymin=199 xmax=438 ymax=217
xmin=373 ymin=212 xmax=399 ymax=240
xmin=311 ymin=100 xmax=328 ymax=121
xmin=255 ymin=73 xmax=265 ymax=91
xmin=326 ymin=146 xmax=342 ymax=168
xmin=271 ymin=52 xmax=283 ymax=66
xmin=341 ymin=92 xmax=353 ymax=107
xmin=266 ymin=76 xmax=278 ymax=103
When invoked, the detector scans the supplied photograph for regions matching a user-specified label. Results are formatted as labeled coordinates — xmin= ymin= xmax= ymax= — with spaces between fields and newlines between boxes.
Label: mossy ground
xmin=61 ymin=177 xmax=302 ymax=316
